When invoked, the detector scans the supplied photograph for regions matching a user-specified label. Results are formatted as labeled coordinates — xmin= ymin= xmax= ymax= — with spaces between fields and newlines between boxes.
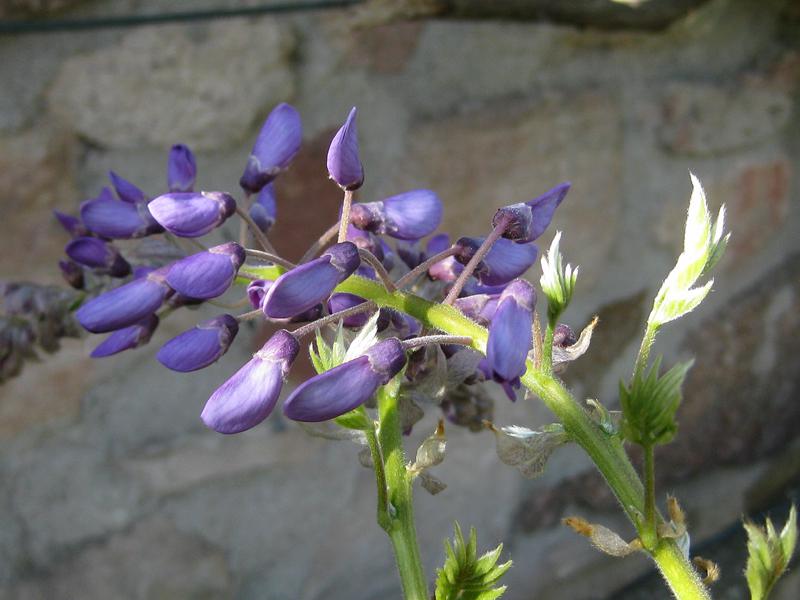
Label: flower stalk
xmin=377 ymin=381 xmax=429 ymax=600
xmin=245 ymin=265 xmax=710 ymax=599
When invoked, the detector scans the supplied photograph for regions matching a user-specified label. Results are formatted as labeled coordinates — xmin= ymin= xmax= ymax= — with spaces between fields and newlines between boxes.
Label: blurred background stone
xmin=0 ymin=0 xmax=798 ymax=598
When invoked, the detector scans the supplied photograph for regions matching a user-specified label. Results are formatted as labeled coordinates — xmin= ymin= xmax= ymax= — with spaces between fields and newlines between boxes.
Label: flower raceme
xmin=59 ymin=101 xmax=576 ymax=441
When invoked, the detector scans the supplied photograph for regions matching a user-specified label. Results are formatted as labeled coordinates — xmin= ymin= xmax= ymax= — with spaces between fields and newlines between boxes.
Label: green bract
xmin=619 ymin=356 xmax=693 ymax=447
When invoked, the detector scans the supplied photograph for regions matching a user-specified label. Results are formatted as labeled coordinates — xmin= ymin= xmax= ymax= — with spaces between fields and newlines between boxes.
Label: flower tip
xmin=326 ymin=107 xmax=363 ymax=191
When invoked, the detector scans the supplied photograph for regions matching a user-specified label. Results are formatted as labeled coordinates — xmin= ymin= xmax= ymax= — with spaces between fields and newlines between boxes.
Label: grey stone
xmin=2 ymin=516 xmax=232 ymax=600
xmin=9 ymin=440 xmax=145 ymax=566
xmin=48 ymin=19 xmax=295 ymax=150
xmin=658 ymin=81 xmax=794 ymax=156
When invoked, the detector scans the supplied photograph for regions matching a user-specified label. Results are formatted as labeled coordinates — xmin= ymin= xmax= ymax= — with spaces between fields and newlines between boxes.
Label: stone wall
xmin=1 ymin=0 xmax=798 ymax=598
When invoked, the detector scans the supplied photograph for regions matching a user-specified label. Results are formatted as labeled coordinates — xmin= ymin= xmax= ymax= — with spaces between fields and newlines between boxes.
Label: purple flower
xmin=157 ymin=314 xmax=239 ymax=372
xmin=350 ymin=190 xmax=442 ymax=240
xmin=240 ymin=103 xmax=302 ymax=194
xmin=167 ymin=144 xmax=197 ymax=192
xmin=454 ymin=237 xmax=538 ymax=286
xmin=326 ymin=107 xmax=363 ymax=191
xmin=454 ymin=293 xmax=500 ymax=326
xmin=283 ymin=338 xmax=406 ymax=422
xmin=109 ymin=171 xmax=147 ymax=204
xmin=53 ymin=210 xmax=89 ymax=237
xmin=91 ymin=314 xmax=159 ymax=358
xmin=201 ymin=329 xmax=299 ymax=434
xmin=390 ymin=311 xmax=421 ymax=338
xmin=75 ymin=268 xmax=173 ymax=333
xmin=80 ymin=187 xmax=163 ymax=239
xmin=65 ymin=236 xmax=131 ymax=277
xmin=486 ymin=279 xmax=536 ymax=383
xmin=247 ymin=279 xmax=323 ymax=322
xmin=327 ymin=292 xmax=386 ymax=329
xmin=553 ymin=323 xmax=577 ymax=348
xmin=396 ymin=240 xmax=424 ymax=270
xmin=59 ymin=259 xmax=84 ymax=289
xmin=493 ymin=182 xmax=570 ymax=243
xmin=148 ymin=191 xmax=236 ymax=238
xmin=263 ymin=241 xmax=359 ymax=319
xmin=166 ymin=242 xmax=245 ymax=300
xmin=249 ymin=183 xmax=277 ymax=233
xmin=346 ymin=224 xmax=384 ymax=261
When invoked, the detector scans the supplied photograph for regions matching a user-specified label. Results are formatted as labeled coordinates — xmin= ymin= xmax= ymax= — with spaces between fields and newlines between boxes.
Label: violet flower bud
xmin=283 ymin=338 xmax=406 ymax=422
xmin=109 ymin=171 xmax=147 ymax=204
xmin=486 ymin=279 xmax=536 ymax=384
xmin=454 ymin=294 xmax=500 ymax=326
xmin=65 ymin=237 xmax=131 ymax=277
xmin=263 ymin=241 xmax=359 ymax=319
xmin=553 ymin=323 xmax=577 ymax=348
xmin=326 ymin=107 xmax=363 ymax=191
xmin=80 ymin=187 xmax=163 ymax=239
xmin=460 ymin=280 xmax=508 ymax=296
xmin=157 ymin=314 xmax=239 ymax=372
xmin=247 ymin=279 xmax=271 ymax=309
xmin=53 ymin=210 xmax=89 ymax=237
xmin=166 ymin=242 xmax=245 ymax=300
xmin=327 ymin=292 xmax=389 ymax=330
xmin=350 ymin=190 xmax=442 ymax=241
xmin=91 ymin=314 xmax=159 ymax=358
xmin=148 ymin=191 xmax=236 ymax=238
xmin=493 ymin=182 xmax=570 ymax=243
xmin=240 ymin=103 xmax=302 ymax=194
xmin=390 ymin=311 xmax=421 ymax=338
xmin=346 ymin=224 xmax=384 ymax=261
xmin=75 ymin=268 xmax=173 ymax=333
xmin=59 ymin=260 xmax=84 ymax=289
xmin=167 ymin=144 xmax=197 ymax=193
xmin=454 ymin=236 xmax=538 ymax=286
xmin=201 ymin=329 xmax=299 ymax=434
xmin=378 ymin=238 xmax=395 ymax=271
xmin=396 ymin=241 xmax=425 ymax=270
xmin=249 ymin=183 xmax=277 ymax=233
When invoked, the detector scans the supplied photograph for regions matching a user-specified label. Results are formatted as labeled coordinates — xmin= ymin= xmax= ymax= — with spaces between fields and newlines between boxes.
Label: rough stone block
xmin=48 ymin=20 xmax=296 ymax=150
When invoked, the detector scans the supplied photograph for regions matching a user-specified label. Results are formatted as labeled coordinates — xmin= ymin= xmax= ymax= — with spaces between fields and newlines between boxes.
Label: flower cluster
xmin=55 ymin=103 xmax=573 ymax=436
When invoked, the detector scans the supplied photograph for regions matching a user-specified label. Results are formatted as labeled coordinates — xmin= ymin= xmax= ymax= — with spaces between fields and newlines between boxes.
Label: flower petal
xmin=240 ymin=103 xmax=302 ymax=193
xmin=166 ymin=242 xmax=245 ymax=300
xmin=201 ymin=330 xmax=299 ymax=434
xmin=157 ymin=314 xmax=239 ymax=372
xmin=75 ymin=271 xmax=171 ymax=333
xmin=167 ymin=144 xmax=197 ymax=192
xmin=326 ymin=107 xmax=363 ymax=190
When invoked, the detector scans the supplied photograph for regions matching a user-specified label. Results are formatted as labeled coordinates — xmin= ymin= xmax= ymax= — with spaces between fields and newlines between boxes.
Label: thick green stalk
xmin=642 ymin=444 xmax=658 ymax=551
xmin=377 ymin=384 xmax=429 ymax=600
xmin=244 ymin=269 xmax=710 ymax=599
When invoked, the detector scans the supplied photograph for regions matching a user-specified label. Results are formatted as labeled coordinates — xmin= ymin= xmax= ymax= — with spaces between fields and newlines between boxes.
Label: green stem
xmin=634 ymin=322 xmax=660 ymax=380
xmin=377 ymin=384 xmax=429 ymax=600
xmin=244 ymin=268 xmax=710 ymax=600
xmin=542 ymin=319 xmax=556 ymax=373
xmin=362 ymin=406 xmax=392 ymax=532
xmin=642 ymin=444 xmax=658 ymax=551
